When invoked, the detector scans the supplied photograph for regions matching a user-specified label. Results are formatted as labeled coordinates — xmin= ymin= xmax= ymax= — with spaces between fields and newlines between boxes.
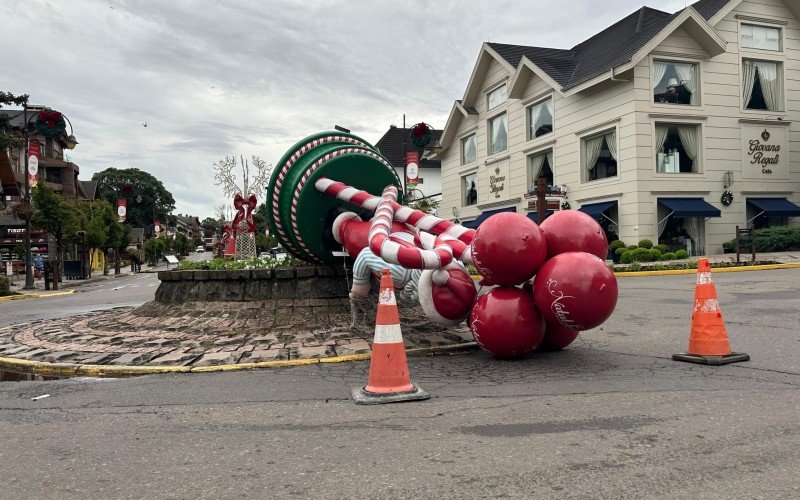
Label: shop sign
xmin=28 ymin=140 xmax=40 ymax=188
xmin=489 ymin=166 xmax=505 ymax=199
xmin=747 ymin=129 xmax=780 ymax=174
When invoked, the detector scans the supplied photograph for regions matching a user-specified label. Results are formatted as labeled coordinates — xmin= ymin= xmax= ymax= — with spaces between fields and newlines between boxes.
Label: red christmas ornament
xmin=470 ymin=212 xmax=547 ymax=286
xmin=469 ymin=287 xmax=545 ymax=358
xmin=539 ymin=210 xmax=608 ymax=260
xmin=533 ymin=251 xmax=617 ymax=332
xmin=539 ymin=321 xmax=580 ymax=350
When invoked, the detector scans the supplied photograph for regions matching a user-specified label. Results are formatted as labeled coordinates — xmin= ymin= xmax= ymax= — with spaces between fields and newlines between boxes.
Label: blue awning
xmin=658 ymin=198 xmax=721 ymax=218
xmin=462 ymin=206 xmax=516 ymax=229
xmin=578 ymin=201 xmax=616 ymax=219
xmin=526 ymin=211 xmax=554 ymax=223
xmin=747 ymin=198 xmax=800 ymax=217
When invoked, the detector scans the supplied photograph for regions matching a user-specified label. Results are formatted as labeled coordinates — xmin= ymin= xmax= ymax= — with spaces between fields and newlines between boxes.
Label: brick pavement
xmin=0 ymin=297 xmax=474 ymax=368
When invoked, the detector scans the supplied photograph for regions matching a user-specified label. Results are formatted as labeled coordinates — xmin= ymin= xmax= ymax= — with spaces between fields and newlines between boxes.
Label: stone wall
xmin=155 ymin=266 xmax=349 ymax=303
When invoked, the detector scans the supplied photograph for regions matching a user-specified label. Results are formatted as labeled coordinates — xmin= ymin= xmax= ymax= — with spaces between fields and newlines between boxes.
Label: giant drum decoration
xmin=533 ymin=251 xmax=618 ymax=332
xmin=470 ymin=212 xmax=547 ymax=286
xmin=539 ymin=210 xmax=608 ymax=260
xmin=469 ymin=288 xmax=545 ymax=358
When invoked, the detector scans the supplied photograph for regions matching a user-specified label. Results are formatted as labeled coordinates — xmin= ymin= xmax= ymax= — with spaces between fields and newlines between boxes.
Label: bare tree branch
xmin=213 ymin=154 xmax=274 ymax=200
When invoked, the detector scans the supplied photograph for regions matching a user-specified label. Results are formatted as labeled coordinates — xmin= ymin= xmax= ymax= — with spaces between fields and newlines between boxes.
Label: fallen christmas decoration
xmin=265 ymin=130 xmax=619 ymax=359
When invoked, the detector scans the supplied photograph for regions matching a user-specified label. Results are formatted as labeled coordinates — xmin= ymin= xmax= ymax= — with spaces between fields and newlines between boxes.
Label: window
xmin=583 ymin=129 xmax=617 ymax=181
xmin=655 ymin=123 xmax=700 ymax=173
xmin=743 ymin=59 xmax=782 ymax=111
xmin=487 ymin=84 xmax=507 ymax=110
xmin=462 ymin=173 xmax=477 ymax=206
xmin=488 ymin=113 xmax=507 ymax=155
xmin=528 ymin=150 xmax=553 ymax=189
xmin=653 ymin=60 xmax=699 ymax=105
xmin=461 ymin=134 xmax=476 ymax=165
xmin=528 ymin=98 xmax=553 ymax=139
xmin=741 ymin=24 xmax=780 ymax=51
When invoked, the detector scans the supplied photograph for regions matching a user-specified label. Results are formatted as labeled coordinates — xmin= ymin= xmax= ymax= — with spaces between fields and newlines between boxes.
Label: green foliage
xmin=0 ymin=91 xmax=29 ymax=152
xmin=92 ymin=167 xmax=176 ymax=229
xmin=638 ymin=239 xmax=653 ymax=249
xmin=722 ymin=240 xmax=735 ymax=253
xmin=179 ymin=256 xmax=304 ymax=270
xmin=466 ymin=264 xmax=478 ymax=275
xmin=627 ymin=245 xmax=638 ymax=251
xmin=661 ymin=252 xmax=676 ymax=261
xmin=674 ymin=249 xmax=689 ymax=259
xmin=172 ymin=234 xmax=190 ymax=256
xmin=648 ymin=248 xmax=662 ymax=261
xmin=31 ymin=185 xmax=80 ymax=246
xmin=201 ymin=217 xmax=221 ymax=233
xmin=609 ymin=240 xmax=626 ymax=251
xmin=614 ymin=247 xmax=627 ymax=256
xmin=655 ymin=244 xmax=668 ymax=254
xmin=722 ymin=226 xmax=800 ymax=254
xmin=0 ymin=275 xmax=10 ymax=296
xmin=621 ymin=247 xmax=661 ymax=263
xmin=144 ymin=237 xmax=166 ymax=264
xmin=255 ymin=232 xmax=277 ymax=252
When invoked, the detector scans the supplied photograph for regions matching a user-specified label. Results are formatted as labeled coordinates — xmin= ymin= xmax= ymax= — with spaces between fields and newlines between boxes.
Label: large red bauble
xmin=533 ymin=251 xmax=617 ymax=331
xmin=539 ymin=210 xmax=608 ymax=260
xmin=539 ymin=322 xmax=580 ymax=350
xmin=469 ymin=287 xmax=545 ymax=358
xmin=470 ymin=212 xmax=547 ymax=286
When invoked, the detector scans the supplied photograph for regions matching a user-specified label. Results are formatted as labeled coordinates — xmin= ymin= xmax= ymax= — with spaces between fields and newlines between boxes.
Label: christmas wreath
xmin=35 ymin=110 xmax=67 ymax=139
xmin=409 ymin=122 xmax=433 ymax=150
xmin=721 ymin=190 xmax=734 ymax=206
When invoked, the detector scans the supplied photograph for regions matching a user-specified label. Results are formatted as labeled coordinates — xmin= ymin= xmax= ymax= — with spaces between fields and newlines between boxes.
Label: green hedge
xmin=638 ymin=239 xmax=653 ymax=249
xmin=609 ymin=240 xmax=626 ymax=251
xmin=660 ymin=252 xmax=676 ymax=261
xmin=722 ymin=226 xmax=800 ymax=253
xmin=674 ymin=249 xmax=689 ymax=259
xmin=0 ymin=275 xmax=10 ymax=296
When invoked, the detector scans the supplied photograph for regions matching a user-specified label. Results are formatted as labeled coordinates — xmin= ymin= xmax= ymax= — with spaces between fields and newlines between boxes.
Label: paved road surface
xmin=0 ymin=269 xmax=797 ymax=498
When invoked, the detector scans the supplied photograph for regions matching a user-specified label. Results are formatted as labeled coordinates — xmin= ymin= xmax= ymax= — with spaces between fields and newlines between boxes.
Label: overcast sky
xmin=1 ymin=0 xmax=691 ymax=220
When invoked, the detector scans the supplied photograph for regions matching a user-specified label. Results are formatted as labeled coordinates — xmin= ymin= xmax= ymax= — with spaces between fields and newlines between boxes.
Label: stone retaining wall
xmin=155 ymin=266 xmax=349 ymax=303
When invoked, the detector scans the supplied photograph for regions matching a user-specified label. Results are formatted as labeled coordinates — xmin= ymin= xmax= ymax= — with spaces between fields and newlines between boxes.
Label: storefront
xmin=0 ymin=226 xmax=52 ymax=274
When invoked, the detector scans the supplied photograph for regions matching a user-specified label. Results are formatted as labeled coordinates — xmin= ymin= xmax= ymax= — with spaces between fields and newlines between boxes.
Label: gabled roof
xmin=375 ymin=126 xmax=443 ymax=170
xmin=80 ymin=180 xmax=99 ymax=201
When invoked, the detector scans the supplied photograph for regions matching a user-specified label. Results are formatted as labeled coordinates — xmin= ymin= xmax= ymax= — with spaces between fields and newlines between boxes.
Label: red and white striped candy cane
xmin=368 ymin=185 xmax=454 ymax=269
xmin=419 ymin=232 xmax=473 ymax=265
xmin=316 ymin=178 xmax=475 ymax=244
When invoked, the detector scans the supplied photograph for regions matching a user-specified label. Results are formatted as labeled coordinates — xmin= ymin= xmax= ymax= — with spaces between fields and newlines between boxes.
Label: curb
xmin=613 ymin=262 xmax=800 ymax=277
xmin=0 ymin=342 xmax=479 ymax=379
xmin=0 ymin=290 xmax=76 ymax=303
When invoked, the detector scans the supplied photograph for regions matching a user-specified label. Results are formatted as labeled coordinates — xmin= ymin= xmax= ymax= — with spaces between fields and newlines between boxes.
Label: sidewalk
xmin=5 ymin=266 xmax=135 ymax=297
xmin=612 ymin=250 xmax=800 ymax=270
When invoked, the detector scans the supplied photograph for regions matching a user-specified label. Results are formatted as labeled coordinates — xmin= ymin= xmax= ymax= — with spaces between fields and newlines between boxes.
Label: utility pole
xmin=22 ymin=99 xmax=34 ymax=290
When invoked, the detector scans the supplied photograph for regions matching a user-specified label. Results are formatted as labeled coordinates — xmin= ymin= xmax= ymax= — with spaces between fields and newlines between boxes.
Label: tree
xmin=92 ymin=167 xmax=176 ymax=230
xmin=73 ymin=200 xmax=110 ymax=278
xmin=173 ymin=233 xmax=190 ymax=256
xmin=30 ymin=185 xmax=79 ymax=290
xmin=0 ymin=91 xmax=29 ymax=153
xmin=213 ymin=155 xmax=272 ymax=198
xmin=201 ymin=217 xmax=220 ymax=235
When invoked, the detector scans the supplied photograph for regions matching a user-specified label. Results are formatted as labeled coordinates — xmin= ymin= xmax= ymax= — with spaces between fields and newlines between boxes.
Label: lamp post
xmin=21 ymin=104 xmax=78 ymax=289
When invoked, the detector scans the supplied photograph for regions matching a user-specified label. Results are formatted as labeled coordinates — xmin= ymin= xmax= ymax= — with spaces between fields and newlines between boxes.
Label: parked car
xmin=196 ymin=246 xmax=205 ymax=253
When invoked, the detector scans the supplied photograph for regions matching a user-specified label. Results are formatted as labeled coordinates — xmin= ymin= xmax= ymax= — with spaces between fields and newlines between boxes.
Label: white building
xmin=436 ymin=0 xmax=800 ymax=255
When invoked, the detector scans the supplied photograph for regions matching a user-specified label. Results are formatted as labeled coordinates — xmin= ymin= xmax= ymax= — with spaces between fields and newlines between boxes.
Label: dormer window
xmin=487 ymin=84 xmax=507 ymax=110
xmin=653 ymin=61 xmax=699 ymax=105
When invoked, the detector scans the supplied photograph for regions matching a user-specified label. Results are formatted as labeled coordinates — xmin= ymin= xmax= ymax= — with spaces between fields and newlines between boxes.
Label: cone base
xmin=672 ymin=352 xmax=750 ymax=366
xmin=351 ymin=385 xmax=430 ymax=405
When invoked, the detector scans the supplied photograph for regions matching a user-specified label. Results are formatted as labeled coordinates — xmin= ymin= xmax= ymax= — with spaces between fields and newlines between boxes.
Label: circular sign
xmin=407 ymin=161 xmax=419 ymax=180
xmin=117 ymin=205 xmax=127 ymax=217
xmin=28 ymin=156 xmax=39 ymax=176
xmin=136 ymin=195 xmax=142 ymax=203
xmin=154 ymin=224 xmax=161 ymax=233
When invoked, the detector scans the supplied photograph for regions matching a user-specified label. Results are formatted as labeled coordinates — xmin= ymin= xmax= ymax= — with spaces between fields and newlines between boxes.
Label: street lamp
xmin=21 ymin=103 xmax=78 ymax=289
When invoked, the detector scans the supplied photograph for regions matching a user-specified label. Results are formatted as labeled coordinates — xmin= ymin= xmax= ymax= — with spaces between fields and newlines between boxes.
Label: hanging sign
xmin=405 ymin=151 xmax=420 ymax=185
xmin=154 ymin=220 xmax=161 ymax=234
xmin=117 ymin=198 xmax=127 ymax=222
xmin=27 ymin=141 xmax=40 ymax=188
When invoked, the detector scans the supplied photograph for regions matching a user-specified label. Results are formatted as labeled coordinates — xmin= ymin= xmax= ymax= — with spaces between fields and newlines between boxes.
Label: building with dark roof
xmin=375 ymin=125 xmax=443 ymax=201
xmin=437 ymin=0 xmax=800 ymax=256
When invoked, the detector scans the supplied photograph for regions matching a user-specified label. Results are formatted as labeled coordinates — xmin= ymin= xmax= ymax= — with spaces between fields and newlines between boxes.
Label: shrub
xmin=621 ymin=247 xmax=659 ymax=263
xmin=638 ymin=239 xmax=653 ymax=249
xmin=722 ymin=240 xmax=735 ymax=253
xmin=752 ymin=226 xmax=800 ymax=252
xmin=655 ymin=244 xmax=668 ymax=254
xmin=620 ymin=250 xmax=634 ymax=264
xmin=609 ymin=240 xmax=626 ymax=251
xmin=648 ymin=248 xmax=662 ymax=261
xmin=0 ymin=275 xmax=10 ymax=296
xmin=627 ymin=245 xmax=638 ymax=251
xmin=674 ymin=249 xmax=689 ymax=259
xmin=661 ymin=252 xmax=676 ymax=261
xmin=615 ymin=247 xmax=627 ymax=256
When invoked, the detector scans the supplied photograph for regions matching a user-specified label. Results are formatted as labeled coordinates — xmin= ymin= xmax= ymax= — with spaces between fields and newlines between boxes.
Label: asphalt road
xmin=0 ymin=269 xmax=798 ymax=498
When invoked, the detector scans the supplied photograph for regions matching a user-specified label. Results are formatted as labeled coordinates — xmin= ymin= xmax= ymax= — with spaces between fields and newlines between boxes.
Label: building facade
xmin=437 ymin=0 xmax=800 ymax=255
xmin=375 ymin=125 xmax=443 ymax=206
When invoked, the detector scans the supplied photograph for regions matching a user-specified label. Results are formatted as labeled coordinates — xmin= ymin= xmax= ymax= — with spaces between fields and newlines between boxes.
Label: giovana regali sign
xmin=741 ymin=124 xmax=788 ymax=180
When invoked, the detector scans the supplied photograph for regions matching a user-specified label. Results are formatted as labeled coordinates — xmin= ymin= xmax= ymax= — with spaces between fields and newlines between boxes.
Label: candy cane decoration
xmin=316 ymin=178 xmax=475 ymax=244
xmin=368 ymin=186 xmax=454 ymax=269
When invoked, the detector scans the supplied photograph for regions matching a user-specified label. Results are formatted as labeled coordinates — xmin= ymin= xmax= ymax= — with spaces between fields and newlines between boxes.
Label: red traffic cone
xmin=352 ymin=269 xmax=430 ymax=404
xmin=673 ymin=258 xmax=749 ymax=366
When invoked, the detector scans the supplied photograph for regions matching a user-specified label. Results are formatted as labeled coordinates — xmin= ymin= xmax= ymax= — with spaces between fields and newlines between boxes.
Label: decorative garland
xmin=721 ymin=190 xmax=734 ymax=206
xmin=409 ymin=122 xmax=433 ymax=150
xmin=35 ymin=110 xmax=67 ymax=139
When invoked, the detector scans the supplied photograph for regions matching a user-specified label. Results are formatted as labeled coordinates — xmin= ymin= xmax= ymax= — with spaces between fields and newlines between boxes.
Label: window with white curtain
xmin=742 ymin=59 xmax=783 ymax=111
xmin=528 ymin=149 xmax=554 ymax=189
xmin=487 ymin=84 xmax=507 ymax=110
xmin=583 ymin=129 xmax=617 ymax=182
xmin=528 ymin=98 xmax=553 ymax=139
xmin=655 ymin=123 xmax=700 ymax=173
xmin=461 ymin=134 xmax=476 ymax=165
xmin=653 ymin=60 xmax=699 ymax=105
xmin=462 ymin=172 xmax=477 ymax=206
xmin=741 ymin=24 xmax=781 ymax=51
xmin=488 ymin=113 xmax=507 ymax=155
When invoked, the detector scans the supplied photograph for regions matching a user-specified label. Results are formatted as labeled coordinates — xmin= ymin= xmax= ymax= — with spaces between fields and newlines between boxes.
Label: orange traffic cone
xmin=673 ymin=258 xmax=749 ymax=366
xmin=351 ymin=269 xmax=430 ymax=404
